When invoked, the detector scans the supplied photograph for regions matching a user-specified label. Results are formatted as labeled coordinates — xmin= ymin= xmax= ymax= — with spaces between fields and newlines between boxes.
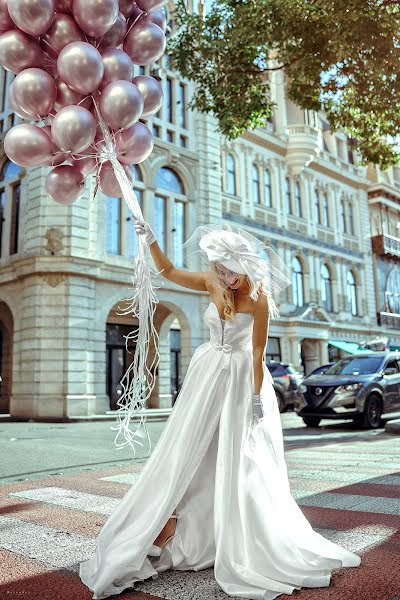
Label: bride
xmin=79 ymin=222 xmax=361 ymax=600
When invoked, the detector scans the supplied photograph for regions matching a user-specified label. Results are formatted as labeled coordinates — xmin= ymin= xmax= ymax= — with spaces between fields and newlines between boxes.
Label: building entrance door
xmin=106 ymin=323 xmax=138 ymax=411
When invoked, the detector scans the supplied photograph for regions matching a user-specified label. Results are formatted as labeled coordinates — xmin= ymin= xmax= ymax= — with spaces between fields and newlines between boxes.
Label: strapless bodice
xmin=204 ymin=302 xmax=254 ymax=352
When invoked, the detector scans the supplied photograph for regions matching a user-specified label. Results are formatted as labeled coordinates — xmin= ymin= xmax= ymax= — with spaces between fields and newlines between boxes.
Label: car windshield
xmin=324 ymin=356 xmax=384 ymax=376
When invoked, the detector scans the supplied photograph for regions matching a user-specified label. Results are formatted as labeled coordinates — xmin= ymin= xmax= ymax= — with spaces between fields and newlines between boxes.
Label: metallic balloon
xmin=72 ymin=0 xmax=119 ymax=38
xmin=0 ymin=29 xmax=43 ymax=73
xmin=8 ymin=83 xmax=34 ymax=119
xmin=41 ymin=124 xmax=70 ymax=166
xmin=99 ymin=80 xmax=144 ymax=130
xmin=135 ymin=0 xmax=167 ymax=11
xmin=69 ymin=155 xmax=97 ymax=177
xmin=4 ymin=123 xmax=54 ymax=167
xmin=8 ymin=0 xmax=55 ymax=37
xmin=99 ymin=160 xmax=134 ymax=197
xmin=54 ymin=78 xmax=92 ymax=111
xmin=100 ymin=48 xmax=134 ymax=91
xmin=57 ymin=42 xmax=104 ymax=95
xmin=142 ymin=9 xmax=166 ymax=32
xmin=132 ymin=75 xmax=162 ymax=118
xmin=46 ymin=164 xmax=85 ymax=205
xmin=51 ymin=105 xmax=97 ymax=153
xmin=42 ymin=13 xmax=84 ymax=58
xmin=12 ymin=68 xmax=56 ymax=118
xmin=98 ymin=12 xmax=127 ymax=51
xmin=0 ymin=0 xmax=13 ymax=32
xmin=123 ymin=21 xmax=165 ymax=65
xmin=119 ymin=0 xmax=138 ymax=18
xmin=115 ymin=122 xmax=153 ymax=164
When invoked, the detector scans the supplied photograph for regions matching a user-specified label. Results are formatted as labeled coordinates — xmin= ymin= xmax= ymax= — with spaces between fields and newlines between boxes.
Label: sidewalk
xmin=0 ymin=408 xmax=172 ymax=423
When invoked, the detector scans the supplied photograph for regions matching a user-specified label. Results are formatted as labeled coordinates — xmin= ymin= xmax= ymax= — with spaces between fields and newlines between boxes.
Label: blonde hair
xmin=210 ymin=262 xmax=265 ymax=320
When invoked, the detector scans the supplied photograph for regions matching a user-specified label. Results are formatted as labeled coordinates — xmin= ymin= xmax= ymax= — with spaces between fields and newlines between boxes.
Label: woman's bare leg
xmin=153 ymin=515 xmax=177 ymax=548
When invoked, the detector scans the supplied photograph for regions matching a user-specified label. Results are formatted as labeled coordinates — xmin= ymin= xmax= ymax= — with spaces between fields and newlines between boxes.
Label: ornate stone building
xmin=0 ymin=5 xmax=399 ymax=418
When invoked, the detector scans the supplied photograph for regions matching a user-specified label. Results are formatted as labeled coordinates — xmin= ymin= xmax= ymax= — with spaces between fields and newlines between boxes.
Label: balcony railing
xmin=371 ymin=234 xmax=400 ymax=259
xmin=378 ymin=311 xmax=400 ymax=330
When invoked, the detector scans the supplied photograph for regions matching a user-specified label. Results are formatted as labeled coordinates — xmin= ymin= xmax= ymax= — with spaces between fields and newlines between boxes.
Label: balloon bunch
xmin=0 ymin=0 xmax=166 ymax=205
xmin=0 ymin=0 xmax=168 ymax=455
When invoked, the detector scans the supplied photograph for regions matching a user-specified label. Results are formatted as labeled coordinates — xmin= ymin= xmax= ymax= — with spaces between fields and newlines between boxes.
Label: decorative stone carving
xmin=41 ymin=273 xmax=66 ymax=287
xmin=44 ymin=228 xmax=64 ymax=255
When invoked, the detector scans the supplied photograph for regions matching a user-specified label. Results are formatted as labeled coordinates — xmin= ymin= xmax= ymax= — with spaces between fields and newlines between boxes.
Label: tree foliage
xmin=168 ymin=0 xmax=400 ymax=169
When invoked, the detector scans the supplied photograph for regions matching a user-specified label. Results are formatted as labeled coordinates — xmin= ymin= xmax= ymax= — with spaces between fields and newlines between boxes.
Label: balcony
xmin=286 ymin=124 xmax=320 ymax=176
xmin=378 ymin=311 xmax=400 ymax=330
xmin=371 ymin=234 xmax=400 ymax=259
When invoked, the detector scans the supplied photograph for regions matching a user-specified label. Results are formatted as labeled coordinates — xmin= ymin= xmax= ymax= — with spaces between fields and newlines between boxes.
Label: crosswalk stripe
xmin=295 ymin=491 xmax=400 ymax=515
xmin=10 ymin=487 xmax=120 ymax=515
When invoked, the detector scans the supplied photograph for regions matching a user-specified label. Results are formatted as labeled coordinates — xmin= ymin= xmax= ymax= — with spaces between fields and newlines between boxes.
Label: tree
xmin=169 ymin=0 xmax=400 ymax=169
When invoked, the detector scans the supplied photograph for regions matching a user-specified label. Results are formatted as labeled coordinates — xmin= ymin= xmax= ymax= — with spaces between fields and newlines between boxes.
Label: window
xmin=252 ymin=164 xmax=261 ymax=204
xmin=155 ymin=166 xmax=186 ymax=266
xmin=347 ymin=270 xmax=357 ymax=315
xmin=178 ymin=83 xmax=186 ymax=129
xmin=322 ymin=192 xmax=329 ymax=227
xmin=294 ymin=181 xmax=302 ymax=217
xmin=226 ymin=154 xmax=236 ymax=195
xmin=0 ymin=160 xmax=22 ymax=258
xmin=285 ymin=177 xmax=291 ymax=214
xmin=154 ymin=195 xmax=167 ymax=251
xmin=264 ymin=168 xmax=272 ymax=207
xmin=106 ymin=197 xmax=121 ymax=255
xmin=349 ymin=202 xmax=355 ymax=235
xmin=166 ymin=77 xmax=173 ymax=123
xmin=321 ymin=264 xmax=332 ymax=311
xmin=291 ymin=257 xmax=304 ymax=307
xmin=340 ymin=198 xmax=346 ymax=233
xmin=314 ymin=189 xmax=321 ymax=225
xmin=265 ymin=337 xmax=281 ymax=362
xmin=170 ymin=328 xmax=182 ymax=405
xmin=156 ymin=167 xmax=184 ymax=194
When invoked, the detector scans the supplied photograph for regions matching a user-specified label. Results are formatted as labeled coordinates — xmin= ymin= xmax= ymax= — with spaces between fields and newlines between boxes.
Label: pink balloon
xmin=54 ymin=78 xmax=92 ymax=110
xmin=135 ymin=0 xmax=167 ymax=11
xmin=132 ymin=75 xmax=162 ymax=117
xmin=0 ymin=29 xmax=42 ymax=73
xmin=99 ymin=160 xmax=133 ymax=197
xmin=46 ymin=164 xmax=85 ymax=205
xmin=119 ymin=0 xmax=138 ymax=18
xmin=8 ymin=0 xmax=55 ymax=36
xmin=98 ymin=12 xmax=127 ymax=51
xmin=42 ymin=13 xmax=84 ymax=58
xmin=123 ymin=21 xmax=165 ymax=65
xmin=99 ymin=80 xmax=143 ymax=130
xmin=69 ymin=155 xmax=97 ymax=176
xmin=41 ymin=124 xmax=70 ymax=166
xmin=100 ymin=48 xmax=134 ymax=91
xmin=13 ymin=68 xmax=56 ymax=118
xmin=54 ymin=0 xmax=72 ymax=13
xmin=72 ymin=0 xmax=119 ymax=38
xmin=0 ymin=0 xmax=13 ymax=32
xmin=8 ymin=83 xmax=33 ymax=119
xmin=4 ymin=123 xmax=53 ymax=167
xmin=142 ymin=9 xmax=166 ymax=32
xmin=57 ymin=41 xmax=104 ymax=95
xmin=115 ymin=122 xmax=153 ymax=164
xmin=51 ymin=105 xmax=97 ymax=153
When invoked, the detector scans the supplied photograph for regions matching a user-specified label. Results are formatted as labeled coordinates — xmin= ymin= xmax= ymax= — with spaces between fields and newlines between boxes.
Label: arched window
xmin=264 ymin=168 xmax=272 ymax=207
xmin=320 ymin=264 xmax=332 ymax=311
xmin=155 ymin=166 xmax=186 ymax=267
xmin=347 ymin=270 xmax=357 ymax=315
xmin=0 ymin=160 xmax=23 ymax=258
xmin=314 ymin=189 xmax=321 ymax=225
xmin=252 ymin=164 xmax=261 ymax=204
xmin=294 ymin=181 xmax=302 ymax=217
xmin=340 ymin=198 xmax=347 ymax=233
xmin=348 ymin=202 xmax=354 ymax=235
xmin=285 ymin=177 xmax=292 ymax=214
xmin=226 ymin=154 xmax=236 ymax=195
xmin=322 ymin=192 xmax=329 ymax=227
xmin=291 ymin=257 xmax=304 ymax=307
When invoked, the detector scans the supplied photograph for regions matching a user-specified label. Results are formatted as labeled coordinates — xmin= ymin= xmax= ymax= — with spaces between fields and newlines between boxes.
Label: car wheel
xmin=302 ymin=416 xmax=321 ymax=427
xmin=276 ymin=392 xmax=287 ymax=413
xmin=362 ymin=394 xmax=383 ymax=429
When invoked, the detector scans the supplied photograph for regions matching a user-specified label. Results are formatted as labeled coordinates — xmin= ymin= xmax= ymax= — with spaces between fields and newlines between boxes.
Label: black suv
xmin=299 ymin=352 xmax=400 ymax=429
xmin=266 ymin=361 xmax=303 ymax=413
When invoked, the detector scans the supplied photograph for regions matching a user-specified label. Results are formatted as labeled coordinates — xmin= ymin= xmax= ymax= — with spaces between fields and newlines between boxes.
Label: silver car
xmin=298 ymin=352 xmax=400 ymax=429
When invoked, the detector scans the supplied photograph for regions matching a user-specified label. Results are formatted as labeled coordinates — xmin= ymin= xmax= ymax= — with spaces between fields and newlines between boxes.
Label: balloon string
xmin=125 ymin=11 xmax=145 ymax=42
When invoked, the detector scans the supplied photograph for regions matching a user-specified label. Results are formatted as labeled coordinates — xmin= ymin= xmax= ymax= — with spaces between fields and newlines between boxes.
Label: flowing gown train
xmin=80 ymin=301 xmax=361 ymax=599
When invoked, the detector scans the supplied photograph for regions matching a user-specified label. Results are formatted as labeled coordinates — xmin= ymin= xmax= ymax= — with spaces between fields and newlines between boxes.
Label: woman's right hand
xmin=134 ymin=219 xmax=156 ymax=246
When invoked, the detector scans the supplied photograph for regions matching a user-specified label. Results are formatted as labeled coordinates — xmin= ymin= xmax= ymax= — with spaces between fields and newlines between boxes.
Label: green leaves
xmin=169 ymin=0 xmax=400 ymax=168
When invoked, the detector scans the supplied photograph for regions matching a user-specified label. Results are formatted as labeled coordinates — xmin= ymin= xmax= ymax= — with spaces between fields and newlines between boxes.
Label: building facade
xmin=0 ymin=4 xmax=399 ymax=417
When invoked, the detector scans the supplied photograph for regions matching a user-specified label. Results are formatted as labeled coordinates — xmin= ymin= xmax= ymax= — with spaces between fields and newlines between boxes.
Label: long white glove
xmin=134 ymin=219 xmax=156 ymax=246
xmin=252 ymin=394 xmax=264 ymax=424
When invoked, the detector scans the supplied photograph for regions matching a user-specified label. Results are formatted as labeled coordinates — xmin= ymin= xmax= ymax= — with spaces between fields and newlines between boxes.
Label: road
xmin=0 ymin=412 xmax=399 ymax=600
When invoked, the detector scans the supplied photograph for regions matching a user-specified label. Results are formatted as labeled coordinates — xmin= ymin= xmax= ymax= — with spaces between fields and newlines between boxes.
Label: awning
xmin=328 ymin=340 xmax=369 ymax=355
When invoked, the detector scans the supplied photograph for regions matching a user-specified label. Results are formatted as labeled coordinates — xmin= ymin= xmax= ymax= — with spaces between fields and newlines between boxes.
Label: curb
xmin=384 ymin=418 xmax=400 ymax=434
xmin=0 ymin=409 xmax=172 ymax=424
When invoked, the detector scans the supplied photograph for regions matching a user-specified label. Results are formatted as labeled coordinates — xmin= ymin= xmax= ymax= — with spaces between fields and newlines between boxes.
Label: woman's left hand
xmin=252 ymin=394 xmax=264 ymax=425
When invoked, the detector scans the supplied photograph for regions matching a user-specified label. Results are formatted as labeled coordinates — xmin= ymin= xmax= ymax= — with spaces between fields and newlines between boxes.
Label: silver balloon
xmin=0 ymin=0 xmax=13 ymax=32
xmin=132 ymin=75 xmax=162 ymax=117
xmin=72 ymin=0 xmax=119 ymax=38
xmin=46 ymin=164 xmax=85 ymax=205
xmin=99 ymin=80 xmax=143 ymax=130
xmin=115 ymin=122 xmax=153 ymax=164
xmin=42 ymin=13 xmax=84 ymax=58
xmin=54 ymin=78 xmax=92 ymax=111
xmin=99 ymin=160 xmax=133 ymax=197
xmin=100 ymin=48 xmax=134 ymax=90
xmin=41 ymin=124 xmax=70 ymax=166
xmin=0 ymin=29 xmax=43 ymax=73
xmin=12 ymin=68 xmax=56 ymax=118
xmin=51 ymin=105 xmax=97 ymax=153
xmin=135 ymin=0 xmax=167 ymax=11
xmin=57 ymin=41 xmax=104 ymax=95
xmin=8 ymin=0 xmax=55 ymax=37
xmin=142 ymin=9 xmax=166 ymax=32
xmin=119 ymin=0 xmax=138 ymax=18
xmin=98 ymin=12 xmax=127 ymax=51
xmin=8 ymin=83 xmax=34 ymax=119
xmin=123 ymin=21 xmax=165 ymax=65
xmin=4 ymin=123 xmax=54 ymax=167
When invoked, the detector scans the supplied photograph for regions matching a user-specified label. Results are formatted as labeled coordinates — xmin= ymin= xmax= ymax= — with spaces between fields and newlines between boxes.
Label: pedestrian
xmin=80 ymin=222 xmax=361 ymax=599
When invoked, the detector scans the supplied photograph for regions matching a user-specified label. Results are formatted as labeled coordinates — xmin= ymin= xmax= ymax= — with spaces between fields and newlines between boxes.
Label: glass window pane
xmin=128 ymin=190 xmax=143 ymax=258
xmin=9 ymin=183 xmax=20 ymax=255
xmin=156 ymin=167 xmax=183 ymax=194
xmin=131 ymin=164 xmax=143 ymax=181
xmin=226 ymin=154 xmax=236 ymax=195
xmin=252 ymin=165 xmax=260 ymax=203
xmin=295 ymin=182 xmax=301 ymax=217
xmin=173 ymin=200 xmax=185 ymax=267
xmin=106 ymin=197 xmax=121 ymax=255
xmin=285 ymin=178 xmax=291 ymax=213
xmin=264 ymin=169 xmax=272 ymax=207
xmin=1 ymin=160 xmax=21 ymax=181
xmin=166 ymin=77 xmax=173 ymax=123
xmin=178 ymin=83 xmax=186 ymax=128
xmin=0 ymin=190 xmax=4 ymax=258
xmin=154 ymin=195 xmax=166 ymax=251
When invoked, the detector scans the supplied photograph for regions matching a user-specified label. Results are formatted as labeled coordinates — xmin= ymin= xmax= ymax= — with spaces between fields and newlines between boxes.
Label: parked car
xmin=307 ymin=363 xmax=335 ymax=377
xmin=266 ymin=361 xmax=303 ymax=413
xmin=298 ymin=352 xmax=400 ymax=429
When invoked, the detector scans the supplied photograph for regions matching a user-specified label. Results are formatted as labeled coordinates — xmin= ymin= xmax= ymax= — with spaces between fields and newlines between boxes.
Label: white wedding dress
xmin=80 ymin=301 xmax=361 ymax=599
